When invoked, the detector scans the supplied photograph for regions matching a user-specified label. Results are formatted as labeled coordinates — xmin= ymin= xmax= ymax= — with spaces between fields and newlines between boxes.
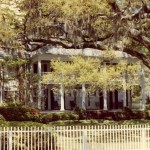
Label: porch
xmin=33 ymin=84 xmax=132 ymax=111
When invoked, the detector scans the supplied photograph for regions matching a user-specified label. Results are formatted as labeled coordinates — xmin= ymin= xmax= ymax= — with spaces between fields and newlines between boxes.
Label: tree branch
xmin=121 ymin=2 xmax=150 ymax=20
xmin=123 ymin=47 xmax=150 ymax=68
xmin=129 ymin=29 xmax=150 ymax=50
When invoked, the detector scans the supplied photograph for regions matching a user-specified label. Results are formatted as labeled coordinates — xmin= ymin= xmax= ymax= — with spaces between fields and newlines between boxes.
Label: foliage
xmin=0 ymin=0 xmax=150 ymax=69
xmin=0 ymin=103 xmax=150 ymax=124
xmin=0 ymin=114 xmax=6 ymax=121
xmin=0 ymin=103 xmax=79 ymax=123
xmin=0 ymin=0 xmax=24 ymax=49
xmin=145 ymin=67 xmax=150 ymax=91
xmin=20 ymin=0 xmax=150 ymax=69
xmin=2 ymin=119 xmax=150 ymax=127
xmin=49 ymin=119 xmax=150 ymax=126
xmin=0 ymin=57 xmax=38 ymax=102
xmin=74 ymin=107 xmax=87 ymax=120
xmin=0 ymin=121 xmax=47 ymax=127
xmin=43 ymin=56 xmax=140 ymax=92
xmin=0 ymin=102 xmax=40 ymax=121
xmin=41 ymin=112 xmax=79 ymax=123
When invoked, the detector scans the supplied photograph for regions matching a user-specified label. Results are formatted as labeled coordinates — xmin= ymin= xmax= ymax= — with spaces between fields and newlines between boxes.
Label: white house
xmin=29 ymin=47 xmax=146 ymax=111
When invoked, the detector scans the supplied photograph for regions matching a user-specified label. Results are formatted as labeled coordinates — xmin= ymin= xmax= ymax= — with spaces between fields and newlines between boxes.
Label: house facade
xmin=0 ymin=47 xmax=147 ymax=111
xmin=29 ymin=47 xmax=146 ymax=111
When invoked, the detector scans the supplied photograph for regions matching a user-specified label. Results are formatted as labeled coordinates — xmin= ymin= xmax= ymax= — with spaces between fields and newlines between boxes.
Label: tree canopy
xmin=0 ymin=0 xmax=150 ymax=68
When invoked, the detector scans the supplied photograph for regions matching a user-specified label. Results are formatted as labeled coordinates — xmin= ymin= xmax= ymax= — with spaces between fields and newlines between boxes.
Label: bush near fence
xmin=82 ymin=108 xmax=149 ymax=121
xmin=0 ymin=103 xmax=40 ymax=121
xmin=0 ymin=103 xmax=79 ymax=123
xmin=1 ymin=103 xmax=150 ymax=123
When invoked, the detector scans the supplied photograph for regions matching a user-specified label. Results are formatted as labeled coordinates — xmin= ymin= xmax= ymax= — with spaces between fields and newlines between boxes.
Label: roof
xmin=30 ymin=46 xmax=133 ymax=58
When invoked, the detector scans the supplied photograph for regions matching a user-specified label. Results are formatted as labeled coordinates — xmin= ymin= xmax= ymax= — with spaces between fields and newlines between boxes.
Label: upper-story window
xmin=33 ymin=64 xmax=38 ymax=73
xmin=42 ymin=64 xmax=48 ymax=72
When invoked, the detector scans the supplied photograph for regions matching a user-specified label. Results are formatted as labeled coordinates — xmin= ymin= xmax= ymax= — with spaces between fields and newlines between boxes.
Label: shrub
xmin=67 ymin=112 xmax=79 ymax=120
xmin=146 ymin=110 xmax=150 ymax=119
xmin=122 ymin=107 xmax=134 ymax=119
xmin=74 ymin=107 xmax=87 ymax=120
xmin=60 ymin=113 xmax=70 ymax=120
xmin=25 ymin=112 xmax=43 ymax=122
xmin=86 ymin=111 xmax=100 ymax=119
xmin=0 ymin=102 xmax=40 ymax=121
xmin=60 ymin=112 xmax=79 ymax=120
xmin=0 ymin=114 xmax=6 ymax=121
xmin=146 ymin=104 xmax=150 ymax=110
xmin=41 ymin=113 xmax=53 ymax=123
xmin=112 ymin=112 xmax=126 ymax=121
xmin=51 ymin=113 xmax=61 ymax=121
xmin=0 ymin=121 xmax=47 ymax=127
xmin=41 ymin=112 xmax=79 ymax=123
xmin=134 ymin=110 xmax=148 ymax=119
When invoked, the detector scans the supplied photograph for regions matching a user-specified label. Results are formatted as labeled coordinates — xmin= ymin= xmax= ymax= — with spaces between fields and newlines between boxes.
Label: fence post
xmin=82 ymin=130 xmax=87 ymax=150
xmin=9 ymin=130 xmax=12 ymax=150
xmin=141 ymin=128 xmax=146 ymax=150
xmin=0 ymin=127 xmax=1 ymax=149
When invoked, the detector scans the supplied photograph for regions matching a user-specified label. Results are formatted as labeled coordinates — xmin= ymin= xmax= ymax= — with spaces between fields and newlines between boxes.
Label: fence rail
xmin=0 ymin=125 xmax=150 ymax=150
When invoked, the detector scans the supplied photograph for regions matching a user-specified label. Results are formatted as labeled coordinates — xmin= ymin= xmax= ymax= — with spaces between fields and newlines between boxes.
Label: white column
xmin=123 ymin=73 xmax=127 ymax=107
xmin=112 ymin=91 xmax=115 ymax=109
xmin=48 ymin=88 xmax=51 ymax=110
xmin=60 ymin=84 xmax=65 ymax=111
xmin=141 ymin=63 xmax=146 ymax=110
xmin=29 ymin=63 xmax=33 ymax=103
xmin=0 ymin=82 xmax=2 ymax=104
xmin=128 ymin=90 xmax=131 ymax=107
xmin=103 ymin=62 xmax=107 ymax=110
xmin=0 ymin=69 xmax=3 ymax=103
xmin=103 ymin=89 xmax=107 ymax=110
xmin=38 ymin=59 xmax=42 ymax=109
xmin=82 ymin=83 xmax=86 ymax=109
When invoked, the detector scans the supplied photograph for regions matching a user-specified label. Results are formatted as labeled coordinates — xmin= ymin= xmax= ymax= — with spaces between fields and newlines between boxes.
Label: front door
xmin=50 ymin=90 xmax=60 ymax=110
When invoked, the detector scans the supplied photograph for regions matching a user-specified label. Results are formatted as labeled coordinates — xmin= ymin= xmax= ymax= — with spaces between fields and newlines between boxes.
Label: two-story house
xmin=29 ymin=47 xmax=146 ymax=111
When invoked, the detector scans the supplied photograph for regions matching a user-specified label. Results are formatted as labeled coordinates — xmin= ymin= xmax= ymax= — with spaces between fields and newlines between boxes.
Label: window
xmin=42 ymin=64 xmax=48 ymax=72
xmin=33 ymin=64 xmax=38 ymax=73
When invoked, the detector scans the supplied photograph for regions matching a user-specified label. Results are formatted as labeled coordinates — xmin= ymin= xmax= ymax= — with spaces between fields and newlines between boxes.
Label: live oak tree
xmin=0 ymin=0 xmax=150 ymax=68
xmin=0 ymin=0 xmax=30 ymax=102
xmin=17 ymin=0 xmax=150 ymax=69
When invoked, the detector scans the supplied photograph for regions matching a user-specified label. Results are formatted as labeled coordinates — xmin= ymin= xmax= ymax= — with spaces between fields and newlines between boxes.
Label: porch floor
xmin=40 ymin=110 xmax=72 ymax=113
xmin=40 ymin=109 xmax=123 ymax=113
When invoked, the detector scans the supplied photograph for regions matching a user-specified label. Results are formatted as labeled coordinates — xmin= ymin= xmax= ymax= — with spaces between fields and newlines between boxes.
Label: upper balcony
xmin=33 ymin=61 xmax=52 ymax=74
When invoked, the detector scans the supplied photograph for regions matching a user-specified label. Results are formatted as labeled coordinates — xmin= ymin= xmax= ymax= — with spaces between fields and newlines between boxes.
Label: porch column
xmin=0 ymin=82 xmax=2 ymax=104
xmin=82 ymin=83 xmax=86 ymax=109
xmin=103 ymin=89 xmax=107 ymax=110
xmin=103 ymin=63 xmax=107 ymax=110
xmin=48 ymin=88 xmax=51 ymax=110
xmin=123 ymin=73 xmax=127 ymax=107
xmin=128 ymin=90 xmax=131 ymax=108
xmin=30 ymin=63 xmax=33 ymax=103
xmin=38 ymin=59 xmax=42 ymax=109
xmin=112 ymin=91 xmax=115 ymax=109
xmin=141 ymin=63 xmax=146 ymax=110
xmin=60 ymin=84 xmax=65 ymax=111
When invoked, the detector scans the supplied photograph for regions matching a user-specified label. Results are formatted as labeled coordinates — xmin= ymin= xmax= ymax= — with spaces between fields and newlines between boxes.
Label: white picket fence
xmin=0 ymin=125 xmax=150 ymax=150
